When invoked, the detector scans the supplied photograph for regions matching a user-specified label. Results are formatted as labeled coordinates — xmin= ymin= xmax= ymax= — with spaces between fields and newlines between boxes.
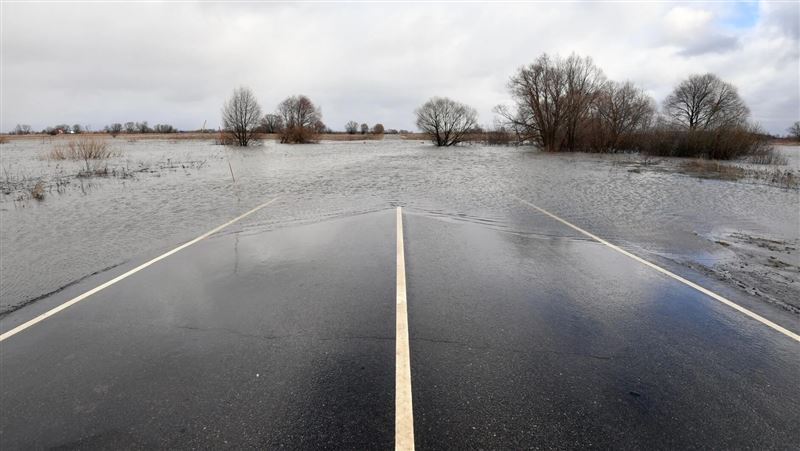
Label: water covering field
xmin=1 ymin=137 xmax=798 ymax=315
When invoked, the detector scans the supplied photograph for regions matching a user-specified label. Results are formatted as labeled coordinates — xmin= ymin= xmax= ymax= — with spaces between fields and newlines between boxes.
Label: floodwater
xmin=1 ymin=137 xmax=798 ymax=315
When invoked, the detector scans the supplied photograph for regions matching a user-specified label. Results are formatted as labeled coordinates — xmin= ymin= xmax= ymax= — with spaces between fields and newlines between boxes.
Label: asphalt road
xmin=1 ymin=206 xmax=799 ymax=449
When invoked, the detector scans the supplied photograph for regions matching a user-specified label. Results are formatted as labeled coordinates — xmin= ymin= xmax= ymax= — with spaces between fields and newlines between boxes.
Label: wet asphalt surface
xmin=2 ymin=206 xmax=800 ymax=449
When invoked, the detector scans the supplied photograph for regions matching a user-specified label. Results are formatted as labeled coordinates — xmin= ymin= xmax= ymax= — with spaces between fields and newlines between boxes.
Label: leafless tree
xmin=372 ymin=123 xmax=385 ymax=135
xmin=153 ymin=124 xmax=176 ymax=133
xmin=136 ymin=121 xmax=150 ymax=133
xmin=345 ymin=121 xmax=359 ymax=134
xmin=415 ymin=97 xmax=478 ymax=147
xmin=593 ymin=81 xmax=656 ymax=150
xmin=787 ymin=121 xmax=800 ymax=140
xmin=261 ymin=114 xmax=283 ymax=134
xmin=495 ymin=53 xmax=568 ymax=151
xmin=496 ymin=53 xmax=604 ymax=151
xmin=106 ymin=123 xmax=123 ymax=137
xmin=276 ymin=95 xmax=321 ymax=143
xmin=562 ymin=54 xmax=606 ymax=150
xmin=72 ymin=124 xmax=82 ymax=134
xmin=360 ymin=123 xmax=369 ymax=134
xmin=13 ymin=124 xmax=31 ymax=135
xmin=663 ymin=73 xmax=749 ymax=131
xmin=314 ymin=119 xmax=329 ymax=134
xmin=221 ymin=87 xmax=263 ymax=146
xmin=124 ymin=122 xmax=136 ymax=133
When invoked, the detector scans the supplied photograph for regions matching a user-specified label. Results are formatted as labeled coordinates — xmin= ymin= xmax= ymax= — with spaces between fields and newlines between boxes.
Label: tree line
xmin=103 ymin=122 xmax=177 ymax=136
xmin=221 ymin=88 xmax=393 ymax=146
xmin=222 ymin=89 xmax=329 ymax=146
xmin=417 ymin=52 xmax=784 ymax=159
xmin=9 ymin=122 xmax=177 ymax=136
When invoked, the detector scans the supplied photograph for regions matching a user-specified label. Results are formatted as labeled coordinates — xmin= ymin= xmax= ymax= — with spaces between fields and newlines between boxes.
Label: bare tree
xmin=314 ymin=119 xmax=329 ymax=134
xmin=360 ymin=123 xmax=369 ymax=134
xmin=221 ymin=87 xmax=263 ymax=146
xmin=124 ymin=122 xmax=136 ymax=133
xmin=153 ymin=124 xmax=176 ymax=133
xmin=495 ymin=53 xmax=568 ymax=151
xmin=663 ymin=73 xmax=749 ymax=131
xmin=415 ymin=97 xmax=478 ymax=147
xmin=787 ymin=121 xmax=800 ymax=141
xmin=261 ymin=114 xmax=283 ymax=134
xmin=136 ymin=121 xmax=150 ymax=133
xmin=72 ymin=124 xmax=83 ymax=134
xmin=496 ymin=53 xmax=604 ymax=151
xmin=13 ymin=124 xmax=31 ymax=135
xmin=106 ymin=123 xmax=123 ymax=137
xmin=563 ymin=54 xmax=605 ymax=150
xmin=372 ymin=123 xmax=385 ymax=135
xmin=276 ymin=95 xmax=321 ymax=143
xmin=345 ymin=121 xmax=359 ymax=134
xmin=593 ymin=81 xmax=655 ymax=150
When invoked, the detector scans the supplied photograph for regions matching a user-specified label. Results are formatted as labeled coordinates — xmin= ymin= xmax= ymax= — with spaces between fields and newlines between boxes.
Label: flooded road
xmin=1 ymin=137 xmax=799 ymax=448
xmin=1 ymin=207 xmax=798 ymax=449
xmin=2 ymin=138 xmax=798 ymax=317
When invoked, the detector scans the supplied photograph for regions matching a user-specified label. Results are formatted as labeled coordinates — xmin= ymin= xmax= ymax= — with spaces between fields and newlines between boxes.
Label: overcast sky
xmin=2 ymin=1 xmax=798 ymax=134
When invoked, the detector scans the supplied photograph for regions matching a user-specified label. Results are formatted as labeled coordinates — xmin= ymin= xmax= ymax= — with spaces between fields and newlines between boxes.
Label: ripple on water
xmin=1 ymin=138 xmax=798 ymax=314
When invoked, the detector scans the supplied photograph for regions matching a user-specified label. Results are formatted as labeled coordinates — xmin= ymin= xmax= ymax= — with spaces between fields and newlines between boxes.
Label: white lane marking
xmin=395 ymin=207 xmax=416 ymax=451
xmin=512 ymin=195 xmax=800 ymax=343
xmin=0 ymin=197 xmax=280 ymax=343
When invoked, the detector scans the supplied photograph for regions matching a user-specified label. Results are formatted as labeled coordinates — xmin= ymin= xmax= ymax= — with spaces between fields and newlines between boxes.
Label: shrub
xmin=640 ymin=124 xmax=774 ymax=161
xmin=48 ymin=138 xmax=114 ymax=172
xmin=31 ymin=181 xmax=45 ymax=200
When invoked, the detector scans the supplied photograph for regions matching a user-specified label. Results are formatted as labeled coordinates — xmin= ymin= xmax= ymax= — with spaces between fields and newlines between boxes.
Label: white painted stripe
xmin=395 ymin=207 xmax=415 ymax=451
xmin=0 ymin=197 xmax=280 ymax=343
xmin=512 ymin=195 xmax=800 ymax=343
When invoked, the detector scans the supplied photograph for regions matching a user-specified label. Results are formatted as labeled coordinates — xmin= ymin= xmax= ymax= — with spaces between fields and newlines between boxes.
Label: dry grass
xmin=30 ymin=181 xmax=45 ymax=200
xmin=0 ymin=136 xmax=9 ymax=144
xmin=49 ymin=137 xmax=113 ymax=161
xmin=744 ymin=147 xmax=788 ymax=165
xmin=317 ymin=133 xmax=384 ymax=141
xmin=47 ymin=137 xmax=116 ymax=172
xmin=680 ymin=159 xmax=798 ymax=189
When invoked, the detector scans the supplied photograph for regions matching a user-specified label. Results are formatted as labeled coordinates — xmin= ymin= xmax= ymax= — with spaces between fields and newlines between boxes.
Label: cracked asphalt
xmin=1 ymin=208 xmax=799 ymax=449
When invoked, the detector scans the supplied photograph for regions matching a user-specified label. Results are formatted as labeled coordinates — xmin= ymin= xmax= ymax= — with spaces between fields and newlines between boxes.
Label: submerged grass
xmin=679 ymin=159 xmax=798 ymax=189
xmin=46 ymin=137 xmax=118 ymax=173
xmin=48 ymin=137 xmax=114 ymax=161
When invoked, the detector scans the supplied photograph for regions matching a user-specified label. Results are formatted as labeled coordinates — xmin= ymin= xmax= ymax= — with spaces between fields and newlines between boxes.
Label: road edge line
xmin=0 ymin=197 xmax=280 ymax=343
xmin=512 ymin=195 xmax=800 ymax=343
xmin=395 ymin=206 xmax=415 ymax=451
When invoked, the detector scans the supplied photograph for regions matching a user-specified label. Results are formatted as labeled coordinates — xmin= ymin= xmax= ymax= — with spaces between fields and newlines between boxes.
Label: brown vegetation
xmin=678 ymin=159 xmax=797 ymax=189
xmin=30 ymin=181 xmax=45 ymax=200
xmin=316 ymin=133 xmax=383 ymax=141
xmin=639 ymin=123 xmax=774 ymax=160
xmin=495 ymin=53 xmax=606 ymax=152
xmin=276 ymin=95 xmax=322 ymax=144
xmin=47 ymin=137 xmax=115 ymax=172
xmin=494 ymin=52 xmax=778 ymax=160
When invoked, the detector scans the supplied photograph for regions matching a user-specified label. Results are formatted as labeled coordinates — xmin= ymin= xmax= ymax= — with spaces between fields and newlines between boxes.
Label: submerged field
xmin=1 ymin=136 xmax=798 ymax=316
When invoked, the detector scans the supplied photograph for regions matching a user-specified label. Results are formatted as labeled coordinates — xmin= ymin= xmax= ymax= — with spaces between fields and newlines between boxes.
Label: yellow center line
xmin=512 ymin=195 xmax=800 ymax=343
xmin=0 ymin=197 xmax=280 ymax=343
xmin=395 ymin=206 xmax=415 ymax=451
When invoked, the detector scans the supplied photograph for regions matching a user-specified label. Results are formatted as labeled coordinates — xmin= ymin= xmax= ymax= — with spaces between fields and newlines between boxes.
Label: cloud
xmin=1 ymin=1 xmax=797 ymax=134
